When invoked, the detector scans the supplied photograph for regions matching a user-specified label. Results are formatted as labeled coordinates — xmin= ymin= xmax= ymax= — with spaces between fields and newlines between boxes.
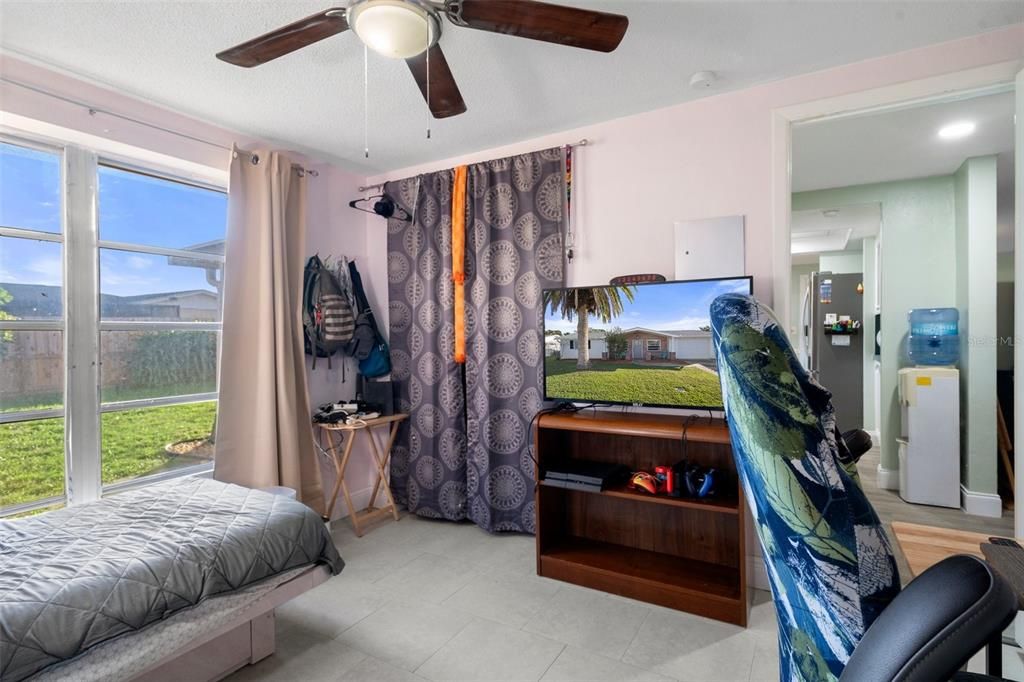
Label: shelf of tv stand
xmin=539 ymin=479 xmax=740 ymax=515
xmin=544 ymin=532 xmax=745 ymax=598
xmin=534 ymin=409 xmax=747 ymax=626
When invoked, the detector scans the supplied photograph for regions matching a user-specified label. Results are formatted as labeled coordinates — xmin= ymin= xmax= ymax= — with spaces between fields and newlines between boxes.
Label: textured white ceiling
xmin=792 ymin=90 xmax=1016 ymax=250
xmin=792 ymin=90 xmax=1016 ymax=193
xmin=1 ymin=1 xmax=1022 ymax=173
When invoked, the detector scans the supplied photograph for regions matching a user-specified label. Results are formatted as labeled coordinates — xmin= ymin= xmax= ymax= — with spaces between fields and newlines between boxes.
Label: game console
xmin=542 ymin=460 xmax=630 ymax=492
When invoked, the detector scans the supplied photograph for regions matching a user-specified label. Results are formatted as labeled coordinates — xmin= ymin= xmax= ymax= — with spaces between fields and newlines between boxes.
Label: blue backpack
xmin=347 ymin=261 xmax=391 ymax=379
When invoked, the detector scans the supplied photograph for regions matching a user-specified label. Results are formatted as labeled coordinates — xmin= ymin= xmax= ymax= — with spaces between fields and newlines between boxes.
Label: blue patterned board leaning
xmin=710 ymin=293 xmax=900 ymax=681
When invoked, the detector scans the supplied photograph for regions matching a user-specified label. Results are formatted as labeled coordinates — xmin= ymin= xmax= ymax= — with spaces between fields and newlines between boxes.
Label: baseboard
xmin=960 ymin=485 xmax=1003 ymax=518
xmin=747 ymin=554 xmax=770 ymax=591
xmin=876 ymin=463 xmax=900 ymax=491
xmin=866 ymin=430 xmax=880 ymax=442
xmin=327 ymin=485 xmax=375 ymax=524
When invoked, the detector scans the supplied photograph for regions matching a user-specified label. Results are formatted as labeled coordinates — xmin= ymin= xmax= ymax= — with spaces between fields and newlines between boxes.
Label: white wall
xmin=559 ymin=337 xmax=607 ymax=360
xmin=818 ymin=251 xmax=863 ymax=274
xmin=955 ymin=155 xmax=999 ymax=496
xmin=789 ymin=262 xmax=817 ymax=342
xmin=362 ymin=26 xmax=1024 ymax=319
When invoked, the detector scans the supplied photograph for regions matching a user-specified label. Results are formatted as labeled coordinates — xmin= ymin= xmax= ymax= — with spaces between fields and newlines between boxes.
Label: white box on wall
xmin=674 ymin=215 xmax=745 ymax=280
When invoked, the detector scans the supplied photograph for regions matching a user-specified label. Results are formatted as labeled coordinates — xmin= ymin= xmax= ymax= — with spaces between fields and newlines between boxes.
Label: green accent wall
xmin=794 ymin=177 xmax=958 ymax=484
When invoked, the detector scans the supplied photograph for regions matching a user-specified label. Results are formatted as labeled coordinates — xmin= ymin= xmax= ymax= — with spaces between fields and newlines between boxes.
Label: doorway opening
xmin=789 ymin=86 xmax=1016 ymax=538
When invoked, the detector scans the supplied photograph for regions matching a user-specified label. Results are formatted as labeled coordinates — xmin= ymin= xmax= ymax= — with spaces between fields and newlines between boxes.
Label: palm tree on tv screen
xmin=545 ymin=286 xmax=636 ymax=369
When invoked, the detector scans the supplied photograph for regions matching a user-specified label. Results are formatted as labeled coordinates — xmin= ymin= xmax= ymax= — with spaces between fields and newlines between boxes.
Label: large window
xmin=0 ymin=141 xmax=65 ymax=514
xmin=0 ymin=137 xmax=227 ymax=516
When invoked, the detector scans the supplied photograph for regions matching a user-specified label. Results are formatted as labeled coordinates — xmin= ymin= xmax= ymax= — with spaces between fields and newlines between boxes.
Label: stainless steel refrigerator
xmin=808 ymin=271 xmax=864 ymax=428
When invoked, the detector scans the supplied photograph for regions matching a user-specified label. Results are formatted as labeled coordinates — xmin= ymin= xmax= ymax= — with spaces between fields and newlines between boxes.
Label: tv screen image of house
xmin=542 ymin=276 xmax=753 ymax=409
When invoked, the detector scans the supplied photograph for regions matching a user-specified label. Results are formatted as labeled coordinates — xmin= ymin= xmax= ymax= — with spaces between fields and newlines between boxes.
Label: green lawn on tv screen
xmin=544 ymin=358 xmax=723 ymax=407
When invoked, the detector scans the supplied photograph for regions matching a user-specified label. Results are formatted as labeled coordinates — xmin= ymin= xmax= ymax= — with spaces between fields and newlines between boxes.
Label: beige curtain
xmin=214 ymin=146 xmax=324 ymax=515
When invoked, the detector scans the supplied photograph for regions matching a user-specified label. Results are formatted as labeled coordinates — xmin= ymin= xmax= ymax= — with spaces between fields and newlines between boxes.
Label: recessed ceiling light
xmin=937 ymin=121 xmax=976 ymax=140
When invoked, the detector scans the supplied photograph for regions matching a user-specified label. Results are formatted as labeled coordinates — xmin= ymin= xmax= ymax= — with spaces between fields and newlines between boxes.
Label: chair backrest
xmin=710 ymin=293 xmax=901 ymax=681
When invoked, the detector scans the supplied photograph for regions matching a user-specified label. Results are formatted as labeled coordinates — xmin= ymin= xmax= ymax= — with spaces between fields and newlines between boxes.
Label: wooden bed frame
xmin=127 ymin=564 xmax=332 ymax=682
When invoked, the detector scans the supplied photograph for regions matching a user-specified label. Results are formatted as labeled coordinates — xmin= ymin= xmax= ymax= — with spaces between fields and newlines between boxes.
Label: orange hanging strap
xmin=451 ymin=165 xmax=468 ymax=364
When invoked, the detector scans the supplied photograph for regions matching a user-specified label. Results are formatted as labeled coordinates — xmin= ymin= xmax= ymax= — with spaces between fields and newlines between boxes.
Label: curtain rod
xmin=2 ymin=76 xmax=318 ymax=178
xmin=232 ymin=149 xmax=320 ymax=178
xmin=357 ymin=138 xmax=589 ymax=193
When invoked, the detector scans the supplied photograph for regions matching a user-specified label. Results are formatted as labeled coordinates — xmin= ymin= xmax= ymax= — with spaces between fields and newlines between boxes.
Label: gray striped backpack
xmin=302 ymin=255 xmax=355 ymax=369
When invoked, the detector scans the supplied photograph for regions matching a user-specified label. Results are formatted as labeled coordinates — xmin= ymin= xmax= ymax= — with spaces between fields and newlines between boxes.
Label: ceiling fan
xmin=216 ymin=0 xmax=629 ymax=119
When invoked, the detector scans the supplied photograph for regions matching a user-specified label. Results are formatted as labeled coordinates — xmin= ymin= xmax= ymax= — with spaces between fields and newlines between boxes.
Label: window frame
xmin=0 ymin=132 xmax=227 ymax=516
xmin=0 ymin=134 xmax=70 ymax=514
xmin=95 ymin=157 xmax=225 ymax=494
xmin=647 ymin=338 xmax=662 ymax=351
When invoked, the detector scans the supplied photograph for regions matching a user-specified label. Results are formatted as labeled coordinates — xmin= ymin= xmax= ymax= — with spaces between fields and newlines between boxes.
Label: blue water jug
xmin=908 ymin=308 xmax=959 ymax=365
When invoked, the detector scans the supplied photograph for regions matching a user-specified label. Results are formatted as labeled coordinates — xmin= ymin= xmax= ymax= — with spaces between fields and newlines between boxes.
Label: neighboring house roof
xmin=119 ymin=290 xmax=218 ymax=304
xmin=621 ymin=327 xmax=711 ymax=338
xmin=0 ymin=282 xmax=214 ymax=318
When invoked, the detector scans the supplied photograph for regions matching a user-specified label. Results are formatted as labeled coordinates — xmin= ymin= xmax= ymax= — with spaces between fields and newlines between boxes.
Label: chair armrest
xmin=840 ymin=428 xmax=873 ymax=463
xmin=839 ymin=555 xmax=1016 ymax=682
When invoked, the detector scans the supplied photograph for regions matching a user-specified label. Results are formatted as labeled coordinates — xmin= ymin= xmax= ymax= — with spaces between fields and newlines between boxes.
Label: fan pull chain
xmin=363 ymin=44 xmax=370 ymax=159
xmin=425 ymin=31 xmax=432 ymax=140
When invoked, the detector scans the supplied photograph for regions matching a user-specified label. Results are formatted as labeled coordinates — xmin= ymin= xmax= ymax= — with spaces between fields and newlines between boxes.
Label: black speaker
xmin=358 ymin=375 xmax=394 ymax=416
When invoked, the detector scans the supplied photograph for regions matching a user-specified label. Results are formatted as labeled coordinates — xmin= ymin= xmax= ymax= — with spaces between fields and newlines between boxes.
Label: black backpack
xmin=303 ymin=255 xmax=355 ymax=369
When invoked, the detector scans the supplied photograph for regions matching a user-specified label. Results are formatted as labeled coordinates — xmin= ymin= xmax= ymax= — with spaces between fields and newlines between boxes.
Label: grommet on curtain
xmin=451 ymin=165 xmax=468 ymax=364
xmin=250 ymin=153 xmax=260 ymax=166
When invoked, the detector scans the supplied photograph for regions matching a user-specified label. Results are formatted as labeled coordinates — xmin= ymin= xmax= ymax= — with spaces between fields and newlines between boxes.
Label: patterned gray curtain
xmin=463 ymin=151 xmax=565 ymax=531
xmin=385 ymin=171 xmax=468 ymax=520
xmin=385 ymin=148 xmax=565 ymax=532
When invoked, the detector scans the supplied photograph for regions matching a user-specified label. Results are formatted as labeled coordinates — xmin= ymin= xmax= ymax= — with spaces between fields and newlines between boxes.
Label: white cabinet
xmin=897 ymin=367 xmax=960 ymax=508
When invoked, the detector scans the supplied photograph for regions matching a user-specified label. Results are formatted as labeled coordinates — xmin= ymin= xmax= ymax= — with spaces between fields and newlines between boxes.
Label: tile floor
xmin=228 ymin=513 xmax=780 ymax=682
xmin=229 ymin=447 xmax=1016 ymax=682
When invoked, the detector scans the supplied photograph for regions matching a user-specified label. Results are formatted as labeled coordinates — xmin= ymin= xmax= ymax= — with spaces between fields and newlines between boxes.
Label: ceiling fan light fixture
xmin=348 ymin=0 xmax=439 ymax=60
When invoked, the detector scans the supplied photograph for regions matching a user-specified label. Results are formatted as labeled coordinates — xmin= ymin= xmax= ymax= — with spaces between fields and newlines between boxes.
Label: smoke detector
xmin=689 ymin=71 xmax=717 ymax=90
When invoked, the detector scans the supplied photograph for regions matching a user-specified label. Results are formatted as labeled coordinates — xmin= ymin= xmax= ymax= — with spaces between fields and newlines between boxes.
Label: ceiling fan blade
xmin=217 ymin=8 xmax=349 ymax=67
xmin=406 ymin=44 xmax=468 ymax=119
xmin=449 ymin=0 xmax=628 ymax=53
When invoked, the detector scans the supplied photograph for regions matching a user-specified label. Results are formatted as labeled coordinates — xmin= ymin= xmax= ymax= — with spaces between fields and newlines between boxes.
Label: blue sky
xmin=544 ymin=278 xmax=751 ymax=334
xmin=1 ymin=143 xmax=226 ymax=297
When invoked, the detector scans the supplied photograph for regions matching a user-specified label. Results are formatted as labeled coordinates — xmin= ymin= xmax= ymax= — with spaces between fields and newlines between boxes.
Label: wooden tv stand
xmin=534 ymin=410 xmax=748 ymax=626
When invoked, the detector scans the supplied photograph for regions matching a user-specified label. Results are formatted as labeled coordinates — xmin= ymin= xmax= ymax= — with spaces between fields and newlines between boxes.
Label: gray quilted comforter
xmin=0 ymin=478 xmax=344 ymax=681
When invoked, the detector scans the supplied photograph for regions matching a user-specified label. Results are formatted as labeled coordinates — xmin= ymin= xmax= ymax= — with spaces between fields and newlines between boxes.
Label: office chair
xmin=710 ymin=293 xmax=1015 ymax=682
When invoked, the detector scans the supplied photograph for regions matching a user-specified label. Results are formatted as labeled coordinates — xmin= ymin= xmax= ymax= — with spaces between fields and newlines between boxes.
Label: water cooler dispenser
xmin=897 ymin=308 xmax=960 ymax=508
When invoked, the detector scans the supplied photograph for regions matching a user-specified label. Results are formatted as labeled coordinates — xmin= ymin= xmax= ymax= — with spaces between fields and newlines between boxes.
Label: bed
xmin=0 ymin=477 xmax=344 ymax=681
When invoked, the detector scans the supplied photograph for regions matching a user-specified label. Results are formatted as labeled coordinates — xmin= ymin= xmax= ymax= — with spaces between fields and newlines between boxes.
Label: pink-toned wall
xmin=0 ymin=54 xmax=377 ymax=520
xmin=363 ymin=25 xmax=1024 ymax=315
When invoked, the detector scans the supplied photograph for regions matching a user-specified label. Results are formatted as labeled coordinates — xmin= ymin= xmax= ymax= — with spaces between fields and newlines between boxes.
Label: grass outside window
xmin=0 ymin=401 xmax=216 ymax=510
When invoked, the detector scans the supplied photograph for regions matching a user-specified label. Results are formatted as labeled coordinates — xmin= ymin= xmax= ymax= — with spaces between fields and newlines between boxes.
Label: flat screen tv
xmin=542 ymin=276 xmax=753 ymax=410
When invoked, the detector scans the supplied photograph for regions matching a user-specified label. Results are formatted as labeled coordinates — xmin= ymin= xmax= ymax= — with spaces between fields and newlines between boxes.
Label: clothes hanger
xmin=348 ymin=193 xmax=411 ymax=222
